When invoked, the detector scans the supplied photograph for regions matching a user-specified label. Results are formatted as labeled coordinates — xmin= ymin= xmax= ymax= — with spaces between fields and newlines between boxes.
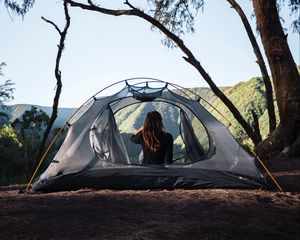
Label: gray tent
xmin=32 ymin=79 xmax=266 ymax=192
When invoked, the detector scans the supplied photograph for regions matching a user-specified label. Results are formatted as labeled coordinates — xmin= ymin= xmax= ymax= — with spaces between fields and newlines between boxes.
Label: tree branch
xmin=66 ymin=0 xmax=260 ymax=145
xmin=41 ymin=16 xmax=62 ymax=35
xmin=227 ymin=0 xmax=276 ymax=134
xmin=251 ymin=109 xmax=262 ymax=142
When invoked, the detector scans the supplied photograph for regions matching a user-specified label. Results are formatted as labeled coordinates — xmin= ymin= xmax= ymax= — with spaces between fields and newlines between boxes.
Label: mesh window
xmin=179 ymin=110 xmax=208 ymax=163
xmin=90 ymin=106 xmax=130 ymax=164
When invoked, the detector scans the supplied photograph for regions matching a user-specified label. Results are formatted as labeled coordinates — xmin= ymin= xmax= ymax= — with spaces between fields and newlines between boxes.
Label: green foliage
xmin=258 ymin=104 xmax=280 ymax=139
xmin=13 ymin=106 xmax=49 ymax=135
xmin=10 ymin=106 xmax=50 ymax=180
xmin=280 ymin=0 xmax=300 ymax=33
xmin=3 ymin=0 xmax=35 ymax=16
xmin=117 ymin=102 xmax=156 ymax=133
xmin=0 ymin=62 xmax=15 ymax=108
xmin=0 ymin=62 xmax=5 ymax=76
xmin=147 ymin=0 xmax=204 ymax=33
xmin=147 ymin=0 xmax=204 ymax=46
xmin=0 ymin=125 xmax=23 ymax=186
xmin=146 ymin=0 xmax=299 ymax=47
xmin=208 ymin=77 xmax=272 ymax=142
xmin=0 ymin=62 xmax=15 ymax=132
xmin=4 ymin=104 xmax=75 ymax=128
xmin=0 ymin=124 xmax=20 ymax=143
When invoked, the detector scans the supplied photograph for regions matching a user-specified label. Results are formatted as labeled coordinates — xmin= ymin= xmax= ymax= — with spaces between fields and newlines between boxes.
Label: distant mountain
xmin=1 ymin=104 xmax=76 ymax=129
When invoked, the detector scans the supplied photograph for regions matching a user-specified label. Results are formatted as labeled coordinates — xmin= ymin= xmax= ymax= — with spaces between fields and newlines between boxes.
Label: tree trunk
xmin=20 ymin=130 xmax=29 ymax=179
xmin=227 ymin=0 xmax=276 ymax=134
xmin=253 ymin=0 xmax=300 ymax=158
xmin=251 ymin=109 xmax=262 ymax=141
xmin=36 ymin=1 xmax=70 ymax=167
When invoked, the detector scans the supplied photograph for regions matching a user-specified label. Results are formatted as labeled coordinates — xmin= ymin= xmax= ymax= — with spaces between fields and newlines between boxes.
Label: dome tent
xmin=32 ymin=78 xmax=267 ymax=192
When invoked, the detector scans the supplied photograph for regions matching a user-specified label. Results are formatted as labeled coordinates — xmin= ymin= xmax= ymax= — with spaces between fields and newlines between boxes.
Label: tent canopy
xmin=32 ymin=78 xmax=266 ymax=192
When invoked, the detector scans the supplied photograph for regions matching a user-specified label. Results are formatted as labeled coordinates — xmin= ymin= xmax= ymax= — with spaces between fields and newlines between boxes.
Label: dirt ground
xmin=0 ymin=157 xmax=299 ymax=240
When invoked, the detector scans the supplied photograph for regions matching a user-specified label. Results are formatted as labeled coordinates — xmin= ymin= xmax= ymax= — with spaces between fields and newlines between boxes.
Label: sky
xmin=1 ymin=0 xmax=299 ymax=108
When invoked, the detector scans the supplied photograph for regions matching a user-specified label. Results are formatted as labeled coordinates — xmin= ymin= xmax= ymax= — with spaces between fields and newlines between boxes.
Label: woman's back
xmin=131 ymin=131 xmax=173 ymax=164
xmin=130 ymin=111 xmax=173 ymax=165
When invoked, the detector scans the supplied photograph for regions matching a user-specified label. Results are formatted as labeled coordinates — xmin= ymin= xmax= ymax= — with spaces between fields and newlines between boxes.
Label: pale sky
xmin=1 ymin=0 xmax=299 ymax=107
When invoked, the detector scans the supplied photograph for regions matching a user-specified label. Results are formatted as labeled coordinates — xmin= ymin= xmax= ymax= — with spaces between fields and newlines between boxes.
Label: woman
xmin=131 ymin=111 xmax=173 ymax=165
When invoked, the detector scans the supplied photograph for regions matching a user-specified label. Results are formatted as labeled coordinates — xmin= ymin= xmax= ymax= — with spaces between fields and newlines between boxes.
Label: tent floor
xmin=33 ymin=167 xmax=266 ymax=192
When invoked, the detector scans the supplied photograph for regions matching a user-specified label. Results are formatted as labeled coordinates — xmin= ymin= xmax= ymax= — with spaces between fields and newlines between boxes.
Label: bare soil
xmin=0 ymin=157 xmax=299 ymax=240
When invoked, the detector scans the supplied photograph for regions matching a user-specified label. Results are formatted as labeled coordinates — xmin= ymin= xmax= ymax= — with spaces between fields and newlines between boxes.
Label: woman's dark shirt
xmin=130 ymin=131 xmax=173 ymax=164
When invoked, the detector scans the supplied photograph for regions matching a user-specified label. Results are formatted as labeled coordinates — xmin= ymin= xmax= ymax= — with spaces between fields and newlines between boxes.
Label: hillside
xmin=1 ymin=104 xmax=76 ymax=129
xmin=209 ymin=77 xmax=274 ymax=140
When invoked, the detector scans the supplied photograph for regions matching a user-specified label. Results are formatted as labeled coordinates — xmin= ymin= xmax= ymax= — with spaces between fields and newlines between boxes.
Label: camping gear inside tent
xmin=32 ymin=78 xmax=267 ymax=192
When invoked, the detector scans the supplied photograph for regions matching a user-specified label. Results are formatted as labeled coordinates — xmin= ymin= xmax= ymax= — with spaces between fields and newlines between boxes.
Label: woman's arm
xmin=133 ymin=126 xmax=144 ymax=136
xmin=130 ymin=126 xmax=144 ymax=144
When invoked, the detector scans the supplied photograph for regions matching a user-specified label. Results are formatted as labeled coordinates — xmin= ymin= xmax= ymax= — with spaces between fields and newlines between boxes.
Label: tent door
xmin=179 ymin=110 xmax=205 ymax=162
xmin=90 ymin=106 xmax=130 ymax=164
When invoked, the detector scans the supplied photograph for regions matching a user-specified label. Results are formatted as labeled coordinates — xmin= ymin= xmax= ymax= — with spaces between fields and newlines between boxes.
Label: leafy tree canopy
xmin=147 ymin=0 xmax=204 ymax=46
xmin=0 ymin=62 xmax=14 ymax=105
xmin=0 ymin=124 xmax=23 ymax=186
xmin=12 ymin=106 xmax=49 ymax=135
xmin=0 ymin=124 xmax=20 ymax=146
xmin=3 ymin=0 xmax=299 ymax=33
xmin=144 ymin=0 xmax=300 ymax=47
xmin=0 ymin=62 xmax=14 ymax=125
xmin=281 ymin=0 xmax=300 ymax=32
xmin=3 ymin=0 xmax=35 ymax=16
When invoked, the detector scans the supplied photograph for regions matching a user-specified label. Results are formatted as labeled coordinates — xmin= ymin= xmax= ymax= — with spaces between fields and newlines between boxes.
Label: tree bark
xmin=36 ymin=1 xmax=71 ymax=166
xmin=66 ymin=0 xmax=261 ymax=145
xmin=252 ymin=0 xmax=300 ymax=157
xmin=227 ymin=0 xmax=276 ymax=134
xmin=251 ymin=109 xmax=262 ymax=141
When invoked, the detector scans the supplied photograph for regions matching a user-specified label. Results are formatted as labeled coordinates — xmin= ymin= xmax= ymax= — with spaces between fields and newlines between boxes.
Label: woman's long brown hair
xmin=143 ymin=111 xmax=164 ymax=151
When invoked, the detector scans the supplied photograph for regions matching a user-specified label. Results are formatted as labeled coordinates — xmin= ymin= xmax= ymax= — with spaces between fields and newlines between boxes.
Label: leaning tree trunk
xmin=253 ymin=0 xmax=300 ymax=158
xmin=227 ymin=0 xmax=276 ymax=134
